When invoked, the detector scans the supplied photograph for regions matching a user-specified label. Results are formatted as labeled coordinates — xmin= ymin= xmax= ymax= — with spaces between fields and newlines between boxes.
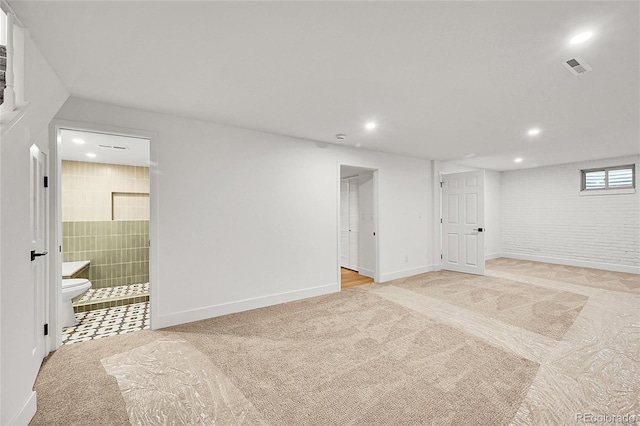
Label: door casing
xmin=48 ymin=119 xmax=158 ymax=351
xmin=441 ymin=170 xmax=485 ymax=275
xmin=29 ymin=141 xmax=48 ymax=377
xmin=337 ymin=164 xmax=379 ymax=287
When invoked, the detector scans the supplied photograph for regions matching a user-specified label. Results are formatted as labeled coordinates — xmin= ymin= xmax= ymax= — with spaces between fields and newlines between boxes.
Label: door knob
xmin=30 ymin=250 xmax=48 ymax=261
xmin=472 ymin=228 xmax=484 ymax=232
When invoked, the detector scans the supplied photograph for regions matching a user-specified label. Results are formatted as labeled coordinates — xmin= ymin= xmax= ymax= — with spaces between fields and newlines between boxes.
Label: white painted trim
xmin=579 ymin=188 xmax=635 ymax=196
xmin=336 ymin=162 xmax=342 ymax=289
xmin=485 ymin=252 xmax=501 ymax=260
xmin=48 ymin=119 xmax=159 ymax=349
xmin=373 ymin=170 xmax=381 ymax=283
xmin=380 ymin=265 xmax=435 ymax=283
xmin=359 ymin=267 xmax=375 ymax=280
xmin=8 ymin=391 xmax=36 ymax=426
xmin=500 ymin=252 xmax=640 ymax=275
xmin=154 ymin=283 xmax=337 ymax=329
xmin=337 ymin=162 xmax=381 ymax=286
xmin=0 ymin=49 xmax=2 ymax=420
xmin=0 ymin=101 xmax=29 ymax=130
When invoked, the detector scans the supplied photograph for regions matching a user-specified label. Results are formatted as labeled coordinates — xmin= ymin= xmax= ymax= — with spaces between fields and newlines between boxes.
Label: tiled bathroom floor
xmin=77 ymin=282 xmax=149 ymax=303
xmin=62 ymin=302 xmax=150 ymax=345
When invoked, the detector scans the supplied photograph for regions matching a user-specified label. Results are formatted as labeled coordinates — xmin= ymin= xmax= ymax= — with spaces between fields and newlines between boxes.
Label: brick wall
xmin=500 ymin=155 xmax=640 ymax=272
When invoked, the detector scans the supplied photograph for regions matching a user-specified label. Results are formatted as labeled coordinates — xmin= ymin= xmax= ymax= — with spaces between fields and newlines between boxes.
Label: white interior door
xmin=348 ymin=177 xmax=359 ymax=271
xmin=340 ymin=177 xmax=359 ymax=271
xmin=29 ymin=143 xmax=48 ymax=375
xmin=358 ymin=172 xmax=376 ymax=279
xmin=442 ymin=171 xmax=485 ymax=275
xmin=340 ymin=179 xmax=349 ymax=268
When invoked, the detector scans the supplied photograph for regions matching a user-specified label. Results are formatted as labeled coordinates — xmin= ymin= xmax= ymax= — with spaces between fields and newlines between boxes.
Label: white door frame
xmin=48 ymin=119 xmax=158 ymax=351
xmin=29 ymin=140 xmax=49 ymax=376
xmin=339 ymin=176 xmax=360 ymax=271
xmin=440 ymin=170 xmax=485 ymax=275
xmin=337 ymin=163 xmax=380 ymax=288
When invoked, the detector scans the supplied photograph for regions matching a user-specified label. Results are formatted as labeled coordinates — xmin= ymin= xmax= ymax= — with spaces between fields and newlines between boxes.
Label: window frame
xmin=580 ymin=164 xmax=636 ymax=193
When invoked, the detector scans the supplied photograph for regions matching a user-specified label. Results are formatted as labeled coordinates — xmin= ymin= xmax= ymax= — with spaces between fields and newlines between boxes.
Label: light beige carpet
xmin=487 ymin=258 xmax=640 ymax=294
xmin=31 ymin=285 xmax=539 ymax=426
xmin=390 ymin=270 xmax=588 ymax=340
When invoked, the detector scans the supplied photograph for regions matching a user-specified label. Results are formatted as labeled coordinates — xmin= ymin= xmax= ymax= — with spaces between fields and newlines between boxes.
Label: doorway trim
xmin=337 ymin=163 xmax=380 ymax=288
xmin=440 ymin=170 xmax=486 ymax=275
xmin=48 ymin=119 xmax=158 ymax=352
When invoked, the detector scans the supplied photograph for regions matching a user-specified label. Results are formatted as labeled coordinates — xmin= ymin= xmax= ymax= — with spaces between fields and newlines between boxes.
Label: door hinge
xmin=44 ymin=324 xmax=49 ymax=336
xmin=44 ymin=176 xmax=49 ymax=188
xmin=440 ymin=181 xmax=443 ymax=187
xmin=440 ymin=254 xmax=443 ymax=260
xmin=440 ymin=218 xmax=442 ymax=223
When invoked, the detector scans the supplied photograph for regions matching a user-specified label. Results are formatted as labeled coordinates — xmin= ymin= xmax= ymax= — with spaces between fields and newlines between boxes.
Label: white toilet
xmin=61 ymin=278 xmax=92 ymax=327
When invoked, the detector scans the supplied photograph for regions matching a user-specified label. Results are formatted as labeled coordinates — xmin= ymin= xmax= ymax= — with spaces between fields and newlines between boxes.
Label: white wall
xmin=0 ymin=33 xmax=69 ymax=425
xmin=435 ymin=161 xmax=502 ymax=261
xmin=54 ymin=97 xmax=434 ymax=328
xmin=0 ymin=10 xmax=6 ymax=45
xmin=484 ymin=170 xmax=502 ymax=259
xmin=501 ymin=155 xmax=640 ymax=273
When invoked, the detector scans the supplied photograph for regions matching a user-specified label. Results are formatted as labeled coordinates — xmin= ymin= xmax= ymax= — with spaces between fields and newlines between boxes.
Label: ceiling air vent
xmin=563 ymin=57 xmax=592 ymax=75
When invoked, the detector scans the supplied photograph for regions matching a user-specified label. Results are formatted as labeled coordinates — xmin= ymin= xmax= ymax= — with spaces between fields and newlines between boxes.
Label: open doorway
xmin=56 ymin=128 xmax=151 ymax=345
xmin=339 ymin=165 xmax=379 ymax=289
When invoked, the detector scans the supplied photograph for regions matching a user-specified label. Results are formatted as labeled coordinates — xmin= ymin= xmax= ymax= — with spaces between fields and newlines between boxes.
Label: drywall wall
xmin=435 ymin=161 xmax=502 ymax=261
xmin=484 ymin=170 xmax=502 ymax=259
xmin=0 ymin=33 xmax=69 ymax=425
xmin=501 ymin=155 xmax=640 ymax=273
xmin=55 ymin=97 xmax=434 ymax=329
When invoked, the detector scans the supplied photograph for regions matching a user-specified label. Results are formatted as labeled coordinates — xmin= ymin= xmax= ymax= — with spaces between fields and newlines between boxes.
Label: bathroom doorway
xmin=339 ymin=165 xmax=379 ymax=289
xmin=55 ymin=127 xmax=152 ymax=345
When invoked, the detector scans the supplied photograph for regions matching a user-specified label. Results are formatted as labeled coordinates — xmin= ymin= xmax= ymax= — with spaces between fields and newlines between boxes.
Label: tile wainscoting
xmin=62 ymin=220 xmax=149 ymax=290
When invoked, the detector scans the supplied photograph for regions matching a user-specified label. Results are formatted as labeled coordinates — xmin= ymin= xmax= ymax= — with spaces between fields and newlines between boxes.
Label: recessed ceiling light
xmin=569 ymin=31 xmax=594 ymax=45
xmin=514 ymin=157 xmax=523 ymax=163
xmin=355 ymin=143 xmax=362 ymax=148
xmin=365 ymin=122 xmax=376 ymax=130
xmin=86 ymin=153 xmax=96 ymax=158
xmin=527 ymin=128 xmax=541 ymax=136
xmin=72 ymin=138 xmax=85 ymax=144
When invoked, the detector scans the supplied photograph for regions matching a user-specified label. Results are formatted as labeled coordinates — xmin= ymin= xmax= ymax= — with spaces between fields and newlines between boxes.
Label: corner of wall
xmin=0 ymin=24 xmax=69 ymax=426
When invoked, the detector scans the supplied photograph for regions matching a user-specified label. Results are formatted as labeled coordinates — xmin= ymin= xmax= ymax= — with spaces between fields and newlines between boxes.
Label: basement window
xmin=580 ymin=164 xmax=635 ymax=195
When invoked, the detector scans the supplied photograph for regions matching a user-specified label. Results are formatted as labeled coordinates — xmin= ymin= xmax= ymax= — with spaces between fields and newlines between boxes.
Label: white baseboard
xmin=154 ymin=283 xmax=337 ymax=329
xmin=9 ymin=391 xmax=37 ymax=426
xmin=485 ymin=252 xmax=501 ymax=260
xmin=380 ymin=265 xmax=436 ymax=283
xmin=500 ymin=252 xmax=640 ymax=275
xmin=358 ymin=267 xmax=375 ymax=279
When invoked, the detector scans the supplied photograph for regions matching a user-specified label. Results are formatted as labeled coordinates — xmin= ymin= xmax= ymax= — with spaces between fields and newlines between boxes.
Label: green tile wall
xmin=62 ymin=220 xmax=149 ymax=289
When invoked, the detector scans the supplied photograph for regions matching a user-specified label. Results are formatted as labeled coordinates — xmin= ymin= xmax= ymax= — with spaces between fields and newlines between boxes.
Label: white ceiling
xmin=11 ymin=1 xmax=639 ymax=171
xmin=59 ymin=129 xmax=150 ymax=167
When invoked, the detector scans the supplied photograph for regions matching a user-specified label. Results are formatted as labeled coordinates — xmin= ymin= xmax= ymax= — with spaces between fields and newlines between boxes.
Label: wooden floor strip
xmin=341 ymin=268 xmax=374 ymax=289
